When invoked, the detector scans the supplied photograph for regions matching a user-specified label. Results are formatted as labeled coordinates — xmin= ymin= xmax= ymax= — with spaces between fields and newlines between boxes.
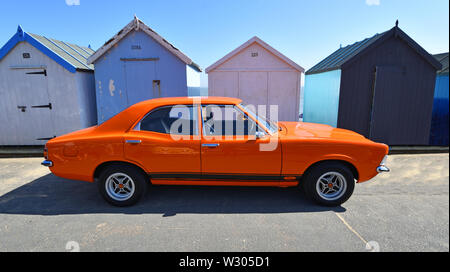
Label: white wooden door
xmin=11 ymin=68 xmax=54 ymax=145
xmin=238 ymin=72 xmax=268 ymax=118
xmin=209 ymin=72 xmax=239 ymax=98
xmin=268 ymin=71 xmax=299 ymax=121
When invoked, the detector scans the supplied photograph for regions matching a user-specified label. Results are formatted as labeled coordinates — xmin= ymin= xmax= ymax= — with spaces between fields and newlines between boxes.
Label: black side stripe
xmin=149 ymin=173 xmax=300 ymax=181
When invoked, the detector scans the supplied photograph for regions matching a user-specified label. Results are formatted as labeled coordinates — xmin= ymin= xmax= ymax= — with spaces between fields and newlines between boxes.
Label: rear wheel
xmin=302 ymin=162 xmax=355 ymax=206
xmin=98 ymin=164 xmax=147 ymax=207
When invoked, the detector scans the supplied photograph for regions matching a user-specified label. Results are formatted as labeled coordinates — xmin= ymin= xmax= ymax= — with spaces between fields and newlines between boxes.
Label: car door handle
xmin=202 ymin=143 xmax=220 ymax=148
xmin=126 ymin=140 xmax=142 ymax=144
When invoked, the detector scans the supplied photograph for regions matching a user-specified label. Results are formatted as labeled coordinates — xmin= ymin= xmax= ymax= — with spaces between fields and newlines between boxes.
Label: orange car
xmin=42 ymin=97 xmax=390 ymax=207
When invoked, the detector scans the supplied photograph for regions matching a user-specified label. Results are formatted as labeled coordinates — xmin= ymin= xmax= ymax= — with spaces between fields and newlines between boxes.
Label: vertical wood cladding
xmin=337 ymin=36 xmax=437 ymax=145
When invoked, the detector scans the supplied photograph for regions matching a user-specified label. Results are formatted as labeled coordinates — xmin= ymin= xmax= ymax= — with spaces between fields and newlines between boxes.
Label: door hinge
xmin=32 ymin=103 xmax=52 ymax=110
xmin=26 ymin=69 xmax=47 ymax=76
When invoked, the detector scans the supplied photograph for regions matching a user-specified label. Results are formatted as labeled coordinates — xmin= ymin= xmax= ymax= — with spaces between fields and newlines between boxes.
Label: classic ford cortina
xmin=42 ymin=97 xmax=389 ymax=207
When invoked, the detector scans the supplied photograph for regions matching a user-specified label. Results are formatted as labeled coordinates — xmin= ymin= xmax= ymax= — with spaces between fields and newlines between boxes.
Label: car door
xmin=200 ymin=104 xmax=282 ymax=177
xmin=124 ymin=104 xmax=201 ymax=176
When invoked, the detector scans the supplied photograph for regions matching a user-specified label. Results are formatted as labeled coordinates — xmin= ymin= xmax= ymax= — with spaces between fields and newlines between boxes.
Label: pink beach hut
xmin=206 ymin=36 xmax=304 ymax=121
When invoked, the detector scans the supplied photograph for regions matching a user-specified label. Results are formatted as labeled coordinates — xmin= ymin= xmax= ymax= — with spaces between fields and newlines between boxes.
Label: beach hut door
xmin=369 ymin=66 xmax=403 ymax=145
xmin=12 ymin=68 xmax=55 ymax=144
xmin=124 ymin=60 xmax=157 ymax=106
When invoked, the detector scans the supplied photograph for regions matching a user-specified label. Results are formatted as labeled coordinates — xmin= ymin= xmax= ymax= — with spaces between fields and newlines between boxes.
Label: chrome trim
xmin=133 ymin=105 xmax=174 ymax=132
xmin=380 ymin=155 xmax=388 ymax=166
xmin=237 ymin=103 xmax=275 ymax=136
xmin=232 ymin=104 xmax=268 ymax=136
xmin=202 ymin=143 xmax=220 ymax=148
xmin=41 ymin=160 xmax=53 ymax=167
xmin=201 ymin=104 xmax=266 ymax=137
xmin=255 ymin=131 xmax=266 ymax=139
xmin=133 ymin=105 xmax=199 ymax=136
xmin=377 ymin=166 xmax=390 ymax=173
xmin=126 ymin=140 xmax=142 ymax=144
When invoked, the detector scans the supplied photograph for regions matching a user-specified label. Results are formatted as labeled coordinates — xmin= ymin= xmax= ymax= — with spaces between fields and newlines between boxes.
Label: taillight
xmin=43 ymin=147 xmax=48 ymax=159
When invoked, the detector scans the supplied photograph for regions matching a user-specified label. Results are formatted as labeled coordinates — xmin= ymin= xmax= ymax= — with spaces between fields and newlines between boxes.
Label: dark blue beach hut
xmin=303 ymin=23 xmax=442 ymax=145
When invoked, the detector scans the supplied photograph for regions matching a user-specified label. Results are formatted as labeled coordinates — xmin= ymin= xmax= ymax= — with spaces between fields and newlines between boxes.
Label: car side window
xmin=201 ymin=105 xmax=260 ymax=136
xmin=140 ymin=105 xmax=198 ymax=135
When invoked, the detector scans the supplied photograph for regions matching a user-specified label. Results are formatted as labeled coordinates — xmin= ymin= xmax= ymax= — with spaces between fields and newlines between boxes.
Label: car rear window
xmin=140 ymin=105 xmax=198 ymax=135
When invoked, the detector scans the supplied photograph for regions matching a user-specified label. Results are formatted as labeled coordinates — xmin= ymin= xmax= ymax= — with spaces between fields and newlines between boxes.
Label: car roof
xmin=133 ymin=96 xmax=243 ymax=107
xmin=96 ymin=97 xmax=243 ymax=132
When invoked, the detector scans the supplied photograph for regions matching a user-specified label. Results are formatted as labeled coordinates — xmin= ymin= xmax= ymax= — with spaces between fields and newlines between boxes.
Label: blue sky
xmin=0 ymin=0 xmax=448 ymax=86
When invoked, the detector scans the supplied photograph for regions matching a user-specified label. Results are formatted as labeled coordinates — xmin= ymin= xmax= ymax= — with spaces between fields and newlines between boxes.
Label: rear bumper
xmin=41 ymin=160 xmax=53 ymax=167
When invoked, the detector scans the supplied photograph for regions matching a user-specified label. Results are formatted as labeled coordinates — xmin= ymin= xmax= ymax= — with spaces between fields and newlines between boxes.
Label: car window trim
xmin=236 ymin=104 xmax=275 ymax=135
xmin=200 ymin=104 xmax=268 ymax=137
xmin=133 ymin=104 xmax=200 ymax=136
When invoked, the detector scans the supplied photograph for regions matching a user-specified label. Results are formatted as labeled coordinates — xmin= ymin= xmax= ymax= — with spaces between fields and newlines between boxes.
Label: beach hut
xmin=87 ymin=16 xmax=202 ymax=124
xmin=206 ymin=36 xmax=304 ymax=121
xmin=430 ymin=53 xmax=449 ymax=146
xmin=303 ymin=23 xmax=442 ymax=145
xmin=0 ymin=26 xmax=96 ymax=146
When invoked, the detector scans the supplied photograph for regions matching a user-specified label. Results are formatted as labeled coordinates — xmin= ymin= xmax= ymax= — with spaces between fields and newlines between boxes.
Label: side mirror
xmin=255 ymin=131 xmax=266 ymax=139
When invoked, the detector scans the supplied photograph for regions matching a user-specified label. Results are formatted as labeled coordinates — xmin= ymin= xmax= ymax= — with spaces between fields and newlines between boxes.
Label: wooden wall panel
xmin=338 ymin=36 xmax=437 ymax=145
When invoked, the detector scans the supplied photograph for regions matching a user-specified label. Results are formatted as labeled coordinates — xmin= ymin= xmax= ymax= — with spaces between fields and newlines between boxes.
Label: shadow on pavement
xmin=0 ymin=174 xmax=345 ymax=216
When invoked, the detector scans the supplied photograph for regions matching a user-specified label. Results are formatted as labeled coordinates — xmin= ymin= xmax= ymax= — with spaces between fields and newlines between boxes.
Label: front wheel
xmin=98 ymin=164 xmax=147 ymax=207
xmin=302 ymin=162 xmax=355 ymax=206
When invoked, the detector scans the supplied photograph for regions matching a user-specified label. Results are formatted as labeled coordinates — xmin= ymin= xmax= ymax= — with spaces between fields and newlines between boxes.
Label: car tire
xmin=97 ymin=164 xmax=148 ymax=207
xmin=302 ymin=162 xmax=355 ymax=207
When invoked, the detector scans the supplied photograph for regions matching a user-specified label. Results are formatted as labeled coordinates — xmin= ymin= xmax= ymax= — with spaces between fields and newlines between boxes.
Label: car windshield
xmin=239 ymin=103 xmax=278 ymax=134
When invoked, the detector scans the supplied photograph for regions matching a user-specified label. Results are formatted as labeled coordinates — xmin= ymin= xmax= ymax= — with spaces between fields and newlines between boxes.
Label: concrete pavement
xmin=0 ymin=154 xmax=448 ymax=252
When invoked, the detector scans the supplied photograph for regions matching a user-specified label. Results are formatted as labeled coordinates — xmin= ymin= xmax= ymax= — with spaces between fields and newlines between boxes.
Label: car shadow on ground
xmin=0 ymin=174 xmax=346 ymax=216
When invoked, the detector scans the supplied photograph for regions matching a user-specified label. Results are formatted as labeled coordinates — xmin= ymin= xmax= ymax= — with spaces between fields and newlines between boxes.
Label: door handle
xmin=202 ymin=143 xmax=220 ymax=148
xmin=126 ymin=140 xmax=142 ymax=144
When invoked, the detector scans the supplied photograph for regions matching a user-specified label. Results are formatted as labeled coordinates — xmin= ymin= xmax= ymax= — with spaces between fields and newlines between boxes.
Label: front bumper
xmin=377 ymin=165 xmax=390 ymax=173
xmin=41 ymin=160 xmax=53 ymax=167
xmin=376 ymin=155 xmax=390 ymax=173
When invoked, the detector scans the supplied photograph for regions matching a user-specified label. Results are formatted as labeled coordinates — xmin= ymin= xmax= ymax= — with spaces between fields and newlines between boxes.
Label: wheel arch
xmin=93 ymin=161 xmax=149 ymax=183
xmin=303 ymin=159 xmax=359 ymax=181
